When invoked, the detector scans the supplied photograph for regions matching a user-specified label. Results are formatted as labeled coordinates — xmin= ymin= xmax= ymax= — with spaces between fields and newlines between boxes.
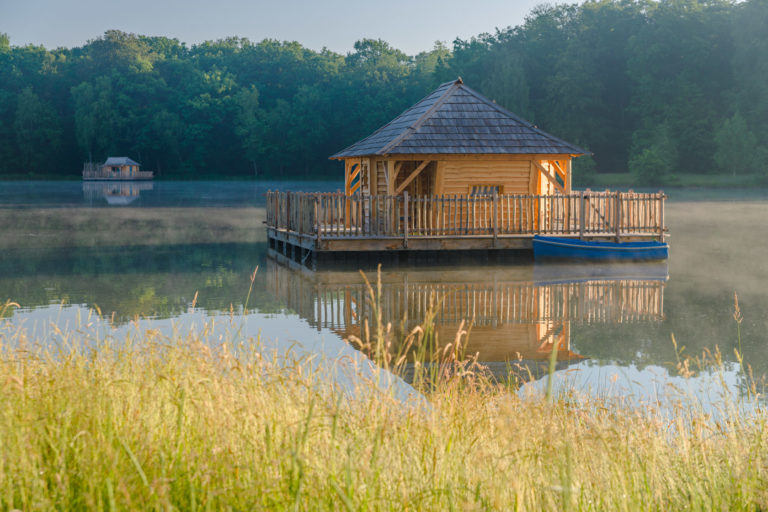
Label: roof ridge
xmin=330 ymin=81 xmax=457 ymax=159
xmin=377 ymin=79 xmax=462 ymax=155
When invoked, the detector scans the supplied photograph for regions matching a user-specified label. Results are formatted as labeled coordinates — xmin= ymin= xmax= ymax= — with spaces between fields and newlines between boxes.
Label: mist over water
xmin=1 ymin=181 xmax=767 ymax=404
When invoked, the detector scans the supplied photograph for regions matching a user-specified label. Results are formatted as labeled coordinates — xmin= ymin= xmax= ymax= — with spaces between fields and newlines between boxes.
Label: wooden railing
xmin=266 ymin=190 xmax=666 ymax=241
xmin=266 ymin=263 xmax=667 ymax=329
xmin=83 ymin=170 xmax=154 ymax=180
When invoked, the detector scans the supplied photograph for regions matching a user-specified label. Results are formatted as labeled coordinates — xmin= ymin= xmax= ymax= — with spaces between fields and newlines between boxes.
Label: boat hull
xmin=533 ymin=236 xmax=669 ymax=261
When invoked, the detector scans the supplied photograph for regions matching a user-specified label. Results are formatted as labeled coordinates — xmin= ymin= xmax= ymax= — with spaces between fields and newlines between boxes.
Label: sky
xmin=1 ymin=0 xmax=544 ymax=55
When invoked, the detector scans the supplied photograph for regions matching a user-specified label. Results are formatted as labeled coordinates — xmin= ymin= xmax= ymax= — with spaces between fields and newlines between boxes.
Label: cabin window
xmin=470 ymin=185 xmax=501 ymax=196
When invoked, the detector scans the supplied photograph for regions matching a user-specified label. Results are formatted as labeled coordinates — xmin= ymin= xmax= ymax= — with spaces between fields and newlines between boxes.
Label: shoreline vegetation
xmin=1 ymin=0 xmax=767 ymax=183
xmin=2 ymin=280 xmax=768 ymax=509
xmin=2 ymin=173 xmax=768 ymax=189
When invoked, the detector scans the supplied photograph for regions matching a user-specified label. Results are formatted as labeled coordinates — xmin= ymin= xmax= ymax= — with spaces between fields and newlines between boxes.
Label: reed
xmin=1 ymin=296 xmax=767 ymax=511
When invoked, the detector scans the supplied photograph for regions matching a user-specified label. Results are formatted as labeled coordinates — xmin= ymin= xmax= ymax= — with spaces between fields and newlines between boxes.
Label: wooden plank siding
xmin=440 ymin=159 xmax=532 ymax=195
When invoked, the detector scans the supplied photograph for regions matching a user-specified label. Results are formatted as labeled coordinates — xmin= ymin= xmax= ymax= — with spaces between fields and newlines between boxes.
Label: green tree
xmin=629 ymin=122 xmax=678 ymax=185
xmin=731 ymin=0 xmax=768 ymax=143
xmin=139 ymin=110 xmax=184 ymax=175
xmin=713 ymin=112 xmax=767 ymax=175
xmin=13 ymin=87 xmax=62 ymax=173
xmin=1 ymin=2 xmax=766 ymax=181
xmin=84 ymin=30 xmax=156 ymax=73
xmin=234 ymin=85 xmax=267 ymax=176
xmin=71 ymin=78 xmax=117 ymax=160
xmin=627 ymin=0 xmax=733 ymax=174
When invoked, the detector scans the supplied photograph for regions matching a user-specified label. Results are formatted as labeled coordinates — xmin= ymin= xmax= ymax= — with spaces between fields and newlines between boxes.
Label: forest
xmin=0 ymin=0 xmax=766 ymax=184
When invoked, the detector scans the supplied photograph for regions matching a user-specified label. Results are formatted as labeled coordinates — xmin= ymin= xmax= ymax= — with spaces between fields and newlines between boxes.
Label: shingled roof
xmin=331 ymin=78 xmax=586 ymax=158
xmin=103 ymin=156 xmax=140 ymax=166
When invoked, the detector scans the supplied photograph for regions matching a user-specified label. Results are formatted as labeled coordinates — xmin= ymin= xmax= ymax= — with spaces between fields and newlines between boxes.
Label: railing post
xmin=286 ymin=192 xmax=292 ymax=231
xmin=615 ymin=191 xmax=622 ymax=243
xmin=403 ymin=191 xmax=409 ymax=249
xmin=658 ymin=191 xmax=665 ymax=241
xmin=315 ymin=195 xmax=322 ymax=246
xmin=579 ymin=191 xmax=586 ymax=239
xmin=298 ymin=193 xmax=303 ymax=235
xmin=276 ymin=192 xmax=280 ymax=229
xmin=492 ymin=191 xmax=498 ymax=247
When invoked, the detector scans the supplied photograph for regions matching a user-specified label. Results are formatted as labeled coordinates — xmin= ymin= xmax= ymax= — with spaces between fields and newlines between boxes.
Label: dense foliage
xmin=0 ymin=0 xmax=766 ymax=182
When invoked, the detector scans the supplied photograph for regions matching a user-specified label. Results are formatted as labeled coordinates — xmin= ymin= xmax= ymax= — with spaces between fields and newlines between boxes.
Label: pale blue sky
xmin=2 ymin=0 xmax=545 ymax=54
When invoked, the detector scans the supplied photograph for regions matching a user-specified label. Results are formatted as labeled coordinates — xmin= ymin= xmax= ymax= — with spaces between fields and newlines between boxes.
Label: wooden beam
xmin=395 ymin=160 xmax=430 ymax=195
xmin=382 ymin=153 xmax=574 ymax=162
xmin=528 ymin=161 xmax=538 ymax=194
xmin=551 ymin=160 xmax=567 ymax=180
xmin=384 ymin=159 xmax=392 ymax=194
xmin=533 ymin=161 xmax=565 ymax=194
xmin=344 ymin=160 xmax=351 ymax=196
xmin=385 ymin=160 xmax=402 ymax=195
xmin=370 ymin=159 xmax=378 ymax=195
xmin=393 ymin=161 xmax=402 ymax=182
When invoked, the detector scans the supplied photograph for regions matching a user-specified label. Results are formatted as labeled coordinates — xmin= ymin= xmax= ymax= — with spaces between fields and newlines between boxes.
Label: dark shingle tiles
xmin=331 ymin=79 xmax=586 ymax=158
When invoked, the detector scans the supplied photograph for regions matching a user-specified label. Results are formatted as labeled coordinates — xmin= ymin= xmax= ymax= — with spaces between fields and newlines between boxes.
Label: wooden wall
xmin=375 ymin=161 xmax=387 ymax=195
xmin=439 ymin=159 xmax=532 ymax=195
xmin=347 ymin=154 xmax=573 ymax=197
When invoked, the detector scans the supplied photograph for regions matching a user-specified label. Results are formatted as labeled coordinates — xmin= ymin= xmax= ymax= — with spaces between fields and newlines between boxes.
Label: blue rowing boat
xmin=533 ymin=235 xmax=669 ymax=261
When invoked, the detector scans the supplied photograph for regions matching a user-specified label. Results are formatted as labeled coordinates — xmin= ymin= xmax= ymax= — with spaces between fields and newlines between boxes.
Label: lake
xmin=2 ymin=180 xmax=768 ymax=404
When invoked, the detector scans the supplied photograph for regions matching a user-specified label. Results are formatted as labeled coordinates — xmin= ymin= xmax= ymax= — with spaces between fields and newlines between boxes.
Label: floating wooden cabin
xmin=266 ymin=78 xmax=666 ymax=264
xmin=83 ymin=156 xmax=153 ymax=181
xmin=266 ymin=255 xmax=668 ymax=378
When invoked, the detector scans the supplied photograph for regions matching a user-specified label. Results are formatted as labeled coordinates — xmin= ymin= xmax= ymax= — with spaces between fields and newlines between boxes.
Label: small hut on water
xmin=83 ymin=157 xmax=154 ymax=181
xmin=266 ymin=78 xmax=666 ymax=265
xmin=330 ymin=77 xmax=585 ymax=198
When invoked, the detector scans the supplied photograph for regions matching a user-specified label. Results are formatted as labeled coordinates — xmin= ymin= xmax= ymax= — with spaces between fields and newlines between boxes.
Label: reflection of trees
xmin=0 ymin=243 xmax=284 ymax=322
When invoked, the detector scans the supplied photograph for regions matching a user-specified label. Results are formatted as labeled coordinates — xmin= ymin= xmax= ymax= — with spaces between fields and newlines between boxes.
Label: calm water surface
xmin=2 ymin=180 xmax=767 ymax=403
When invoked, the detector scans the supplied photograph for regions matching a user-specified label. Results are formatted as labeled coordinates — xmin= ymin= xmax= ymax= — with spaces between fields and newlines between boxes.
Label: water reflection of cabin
xmin=267 ymin=256 xmax=667 ymax=365
xmin=83 ymin=181 xmax=153 ymax=205
xmin=266 ymin=78 xmax=667 ymax=265
xmin=82 ymin=157 xmax=154 ymax=181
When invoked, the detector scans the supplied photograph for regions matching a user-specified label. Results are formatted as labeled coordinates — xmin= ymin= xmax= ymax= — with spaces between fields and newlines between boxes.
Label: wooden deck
xmin=266 ymin=190 xmax=666 ymax=262
xmin=83 ymin=170 xmax=154 ymax=181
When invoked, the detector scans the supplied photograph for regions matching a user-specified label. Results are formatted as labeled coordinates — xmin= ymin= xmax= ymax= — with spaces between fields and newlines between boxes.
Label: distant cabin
xmin=330 ymin=77 xmax=587 ymax=198
xmin=83 ymin=157 xmax=153 ymax=181
xmin=101 ymin=157 xmax=141 ymax=178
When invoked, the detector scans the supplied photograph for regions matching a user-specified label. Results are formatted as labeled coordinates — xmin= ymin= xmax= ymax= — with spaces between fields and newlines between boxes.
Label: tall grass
xmin=1 ymin=292 xmax=767 ymax=510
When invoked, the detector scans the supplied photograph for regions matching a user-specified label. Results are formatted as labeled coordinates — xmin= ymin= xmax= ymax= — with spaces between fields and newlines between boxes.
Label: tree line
xmin=1 ymin=0 xmax=766 ymax=183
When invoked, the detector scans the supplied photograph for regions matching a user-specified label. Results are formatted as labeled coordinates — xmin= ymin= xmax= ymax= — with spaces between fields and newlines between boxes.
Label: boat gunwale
xmin=533 ymin=235 xmax=668 ymax=251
